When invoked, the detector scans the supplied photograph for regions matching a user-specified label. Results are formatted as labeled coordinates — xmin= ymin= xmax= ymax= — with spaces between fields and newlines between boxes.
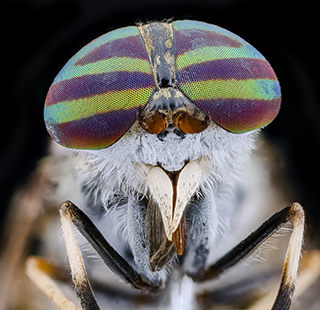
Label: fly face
xmin=79 ymin=110 xmax=258 ymax=273
xmin=37 ymin=20 xmax=307 ymax=310
xmin=44 ymin=20 xmax=280 ymax=271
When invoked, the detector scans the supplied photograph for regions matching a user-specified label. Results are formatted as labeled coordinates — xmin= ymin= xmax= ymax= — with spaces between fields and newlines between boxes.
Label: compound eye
xmin=44 ymin=26 xmax=155 ymax=149
xmin=174 ymin=20 xmax=281 ymax=133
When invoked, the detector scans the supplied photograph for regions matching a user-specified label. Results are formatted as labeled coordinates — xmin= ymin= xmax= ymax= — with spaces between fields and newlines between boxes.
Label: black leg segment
xmin=61 ymin=201 xmax=161 ymax=294
xmin=189 ymin=203 xmax=305 ymax=310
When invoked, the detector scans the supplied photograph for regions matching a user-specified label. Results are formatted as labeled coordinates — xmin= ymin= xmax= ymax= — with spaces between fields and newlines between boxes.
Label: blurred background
xmin=1 ymin=0 xmax=319 ymax=244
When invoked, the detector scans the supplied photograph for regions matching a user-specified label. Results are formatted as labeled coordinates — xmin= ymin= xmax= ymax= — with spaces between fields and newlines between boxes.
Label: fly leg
xmin=188 ymin=203 xmax=305 ymax=310
xmin=26 ymin=256 xmax=80 ymax=310
xmin=59 ymin=201 xmax=162 ymax=309
xmin=60 ymin=202 xmax=100 ymax=310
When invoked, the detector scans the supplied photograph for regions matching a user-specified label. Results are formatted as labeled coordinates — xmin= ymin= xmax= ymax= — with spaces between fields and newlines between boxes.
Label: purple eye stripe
xmin=174 ymin=29 xmax=242 ymax=53
xmin=196 ymin=97 xmax=281 ymax=132
xmin=51 ymin=107 xmax=139 ymax=149
xmin=75 ymin=35 xmax=147 ymax=66
xmin=46 ymin=71 xmax=154 ymax=106
xmin=177 ymin=58 xmax=277 ymax=82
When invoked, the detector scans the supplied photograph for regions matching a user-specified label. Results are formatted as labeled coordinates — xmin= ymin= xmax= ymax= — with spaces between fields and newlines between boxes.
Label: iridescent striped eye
xmin=44 ymin=26 xmax=155 ymax=149
xmin=173 ymin=20 xmax=281 ymax=133
xmin=44 ymin=20 xmax=281 ymax=150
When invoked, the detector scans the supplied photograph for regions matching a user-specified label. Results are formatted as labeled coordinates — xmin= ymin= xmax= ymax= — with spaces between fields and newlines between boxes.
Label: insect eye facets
xmin=44 ymin=26 xmax=155 ymax=150
xmin=44 ymin=20 xmax=282 ymax=151
xmin=173 ymin=20 xmax=281 ymax=133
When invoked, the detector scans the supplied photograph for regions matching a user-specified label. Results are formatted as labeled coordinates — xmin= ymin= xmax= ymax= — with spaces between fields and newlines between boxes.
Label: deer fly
xmin=0 ymin=20 xmax=310 ymax=310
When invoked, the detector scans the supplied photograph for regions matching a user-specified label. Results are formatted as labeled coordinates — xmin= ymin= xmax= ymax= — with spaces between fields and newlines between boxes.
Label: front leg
xmin=188 ymin=203 xmax=305 ymax=310
xmin=60 ymin=201 xmax=162 ymax=309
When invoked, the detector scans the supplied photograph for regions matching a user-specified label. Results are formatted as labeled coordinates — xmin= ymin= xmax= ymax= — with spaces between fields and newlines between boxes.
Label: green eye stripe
xmin=53 ymin=57 xmax=151 ymax=83
xmin=179 ymin=79 xmax=280 ymax=101
xmin=176 ymin=46 xmax=263 ymax=71
xmin=45 ymin=86 xmax=154 ymax=124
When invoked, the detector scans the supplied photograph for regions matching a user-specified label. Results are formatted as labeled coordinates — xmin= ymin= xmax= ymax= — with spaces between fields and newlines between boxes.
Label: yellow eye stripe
xmin=176 ymin=46 xmax=263 ymax=70
xmin=54 ymin=57 xmax=151 ymax=83
xmin=179 ymin=79 xmax=281 ymax=101
xmin=45 ymin=86 xmax=154 ymax=124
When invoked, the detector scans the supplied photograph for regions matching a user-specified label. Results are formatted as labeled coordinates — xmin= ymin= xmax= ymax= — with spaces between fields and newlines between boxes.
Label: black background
xmin=1 ymin=0 xmax=319 ymax=241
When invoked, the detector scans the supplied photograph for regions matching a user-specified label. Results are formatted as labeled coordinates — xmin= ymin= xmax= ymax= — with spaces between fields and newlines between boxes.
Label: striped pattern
xmin=173 ymin=20 xmax=281 ymax=133
xmin=44 ymin=26 xmax=154 ymax=149
xmin=44 ymin=20 xmax=281 ymax=150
